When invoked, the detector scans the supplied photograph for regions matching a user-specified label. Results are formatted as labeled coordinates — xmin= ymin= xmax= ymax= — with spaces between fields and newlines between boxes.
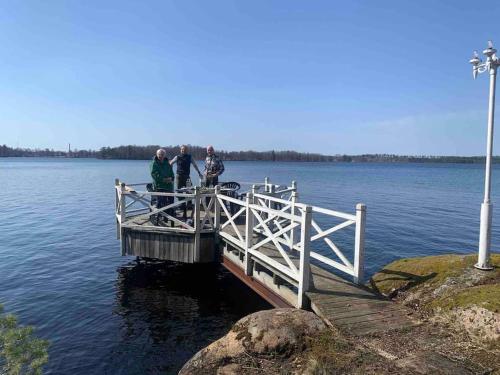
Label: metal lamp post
xmin=469 ymin=40 xmax=499 ymax=270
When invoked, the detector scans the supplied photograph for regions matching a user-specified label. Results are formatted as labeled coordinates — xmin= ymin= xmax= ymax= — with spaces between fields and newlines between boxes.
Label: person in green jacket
xmin=150 ymin=148 xmax=174 ymax=224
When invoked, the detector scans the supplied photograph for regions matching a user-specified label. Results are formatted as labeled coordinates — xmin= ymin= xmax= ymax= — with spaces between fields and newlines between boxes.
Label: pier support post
xmin=245 ymin=192 xmax=255 ymax=276
xmin=194 ymin=186 xmax=201 ymax=263
xmin=298 ymin=205 xmax=312 ymax=309
xmin=354 ymin=203 xmax=367 ymax=284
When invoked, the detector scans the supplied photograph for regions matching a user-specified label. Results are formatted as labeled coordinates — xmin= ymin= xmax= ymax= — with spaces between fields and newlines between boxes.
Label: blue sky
xmin=0 ymin=1 xmax=498 ymax=155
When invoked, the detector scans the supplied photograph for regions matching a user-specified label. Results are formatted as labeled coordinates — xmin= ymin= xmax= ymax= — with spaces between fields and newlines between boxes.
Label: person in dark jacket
xmin=150 ymin=148 xmax=174 ymax=224
xmin=204 ymin=145 xmax=224 ymax=187
xmin=170 ymin=145 xmax=203 ymax=190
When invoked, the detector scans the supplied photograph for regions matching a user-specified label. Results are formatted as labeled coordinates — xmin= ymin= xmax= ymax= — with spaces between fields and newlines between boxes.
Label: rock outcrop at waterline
xmin=369 ymin=253 xmax=500 ymax=344
xmin=179 ymin=309 xmax=326 ymax=374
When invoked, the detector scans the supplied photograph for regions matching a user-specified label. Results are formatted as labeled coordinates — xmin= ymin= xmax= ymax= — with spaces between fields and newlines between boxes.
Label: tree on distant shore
xmin=0 ymin=304 xmax=49 ymax=375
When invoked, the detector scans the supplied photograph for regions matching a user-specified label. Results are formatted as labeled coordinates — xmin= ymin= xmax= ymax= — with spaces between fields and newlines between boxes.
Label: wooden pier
xmin=115 ymin=178 xmax=413 ymax=334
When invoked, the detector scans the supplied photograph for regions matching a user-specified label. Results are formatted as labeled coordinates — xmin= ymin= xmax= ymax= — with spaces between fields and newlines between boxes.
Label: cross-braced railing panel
xmin=249 ymin=203 xmax=301 ymax=281
xmin=251 ymin=193 xmax=300 ymax=252
xmin=306 ymin=204 xmax=366 ymax=283
xmin=200 ymin=194 xmax=217 ymax=231
xmin=308 ymin=207 xmax=357 ymax=276
xmin=216 ymin=193 xmax=247 ymax=249
xmin=115 ymin=182 xmax=217 ymax=234
xmin=117 ymin=189 xmax=196 ymax=231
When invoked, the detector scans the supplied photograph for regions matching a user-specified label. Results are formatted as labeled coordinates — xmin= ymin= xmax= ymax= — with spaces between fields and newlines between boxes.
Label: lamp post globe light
xmin=469 ymin=40 xmax=499 ymax=270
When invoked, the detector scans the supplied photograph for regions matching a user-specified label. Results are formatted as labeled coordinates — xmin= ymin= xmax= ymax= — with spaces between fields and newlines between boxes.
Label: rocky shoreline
xmin=181 ymin=254 xmax=500 ymax=374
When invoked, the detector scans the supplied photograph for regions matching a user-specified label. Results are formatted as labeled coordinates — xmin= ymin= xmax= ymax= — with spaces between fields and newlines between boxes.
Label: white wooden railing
xmin=213 ymin=179 xmax=366 ymax=308
xmin=115 ymin=180 xmax=216 ymax=232
xmin=115 ymin=177 xmax=366 ymax=309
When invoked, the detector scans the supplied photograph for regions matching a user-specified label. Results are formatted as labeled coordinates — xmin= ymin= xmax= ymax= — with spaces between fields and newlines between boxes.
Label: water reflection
xmin=110 ymin=260 xmax=270 ymax=374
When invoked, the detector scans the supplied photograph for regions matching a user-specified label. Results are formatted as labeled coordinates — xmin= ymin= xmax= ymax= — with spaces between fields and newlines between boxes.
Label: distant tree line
xmin=0 ymin=145 xmax=97 ymax=158
xmin=2 ymin=144 xmax=500 ymax=163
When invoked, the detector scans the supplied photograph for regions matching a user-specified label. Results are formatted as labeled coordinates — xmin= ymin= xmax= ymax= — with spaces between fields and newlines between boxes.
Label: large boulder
xmin=179 ymin=308 xmax=326 ymax=374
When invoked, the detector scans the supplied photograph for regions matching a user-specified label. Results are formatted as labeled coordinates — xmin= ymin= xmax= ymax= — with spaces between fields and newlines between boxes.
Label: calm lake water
xmin=1 ymin=158 xmax=499 ymax=374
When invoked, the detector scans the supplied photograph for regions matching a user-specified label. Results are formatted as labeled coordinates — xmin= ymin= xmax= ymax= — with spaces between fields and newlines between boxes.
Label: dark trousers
xmin=157 ymin=194 xmax=174 ymax=210
xmin=176 ymin=174 xmax=191 ymax=215
xmin=176 ymin=174 xmax=189 ymax=189
xmin=205 ymin=176 xmax=218 ymax=188
xmin=155 ymin=189 xmax=173 ymax=224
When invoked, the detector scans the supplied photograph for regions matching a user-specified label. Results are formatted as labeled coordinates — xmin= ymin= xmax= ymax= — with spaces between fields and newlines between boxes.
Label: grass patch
xmin=369 ymin=253 xmax=500 ymax=297
xmin=305 ymin=330 xmax=389 ymax=374
xmin=430 ymin=283 xmax=500 ymax=312
xmin=306 ymin=330 xmax=355 ymax=373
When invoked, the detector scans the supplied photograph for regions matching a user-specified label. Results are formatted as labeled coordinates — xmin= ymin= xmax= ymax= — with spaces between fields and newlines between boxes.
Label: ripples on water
xmin=0 ymin=158 xmax=498 ymax=374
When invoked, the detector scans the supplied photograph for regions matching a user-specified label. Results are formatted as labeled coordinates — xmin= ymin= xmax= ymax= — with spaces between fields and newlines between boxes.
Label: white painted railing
xmin=215 ymin=178 xmax=366 ymax=308
xmin=308 ymin=204 xmax=366 ymax=283
xmin=114 ymin=180 xmax=216 ymax=235
xmin=215 ymin=186 xmax=248 ymax=250
xmin=115 ymin=177 xmax=366 ymax=309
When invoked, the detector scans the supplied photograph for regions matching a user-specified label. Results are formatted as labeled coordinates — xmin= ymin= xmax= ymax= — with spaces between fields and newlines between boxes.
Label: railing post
xmin=245 ymin=192 xmax=255 ymax=276
xmin=264 ymin=177 xmax=269 ymax=192
xmin=289 ymin=191 xmax=298 ymax=252
xmin=298 ymin=205 xmax=312 ymax=309
xmin=269 ymin=184 xmax=276 ymax=210
xmin=119 ymin=183 xmax=126 ymax=225
xmin=291 ymin=180 xmax=297 ymax=192
xmin=115 ymin=179 xmax=120 ymax=240
xmin=214 ymin=185 xmax=222 ymax=255
xmin=354 ymin=203 xmax=367 ymax=284
xmin=119 ymin=182 xmax=127 ymax=255
xmin=194 ymin=186 xmax=201 ymax=263
xmin=214 ymin=185 xmax=221 ymax=232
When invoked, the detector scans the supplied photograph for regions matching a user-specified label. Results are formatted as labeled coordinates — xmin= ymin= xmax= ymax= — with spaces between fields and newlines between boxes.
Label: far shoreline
xmin=2 ymin=155 xmax=500 ymax=165
xmin=2 ymin=144 xmax=500 ymax=164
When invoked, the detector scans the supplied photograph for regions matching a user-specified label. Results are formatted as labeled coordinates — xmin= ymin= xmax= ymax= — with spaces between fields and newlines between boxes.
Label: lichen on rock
xmin=179 ymin=308 xmax=326 ymax=374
